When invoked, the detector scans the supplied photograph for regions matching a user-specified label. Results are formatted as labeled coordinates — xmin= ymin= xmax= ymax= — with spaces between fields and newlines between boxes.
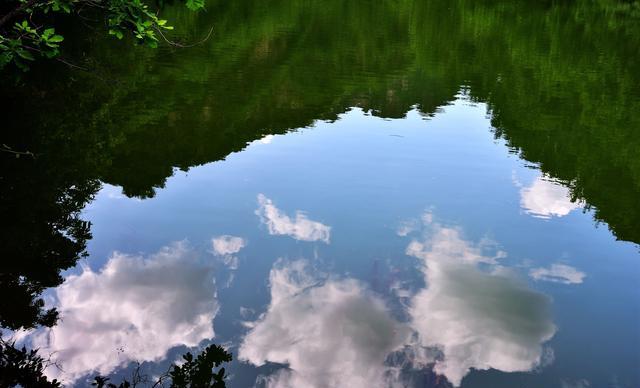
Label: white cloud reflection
xmin=520 ymin=175 xmax=582 ymax=219
xmin=32 ymin=241 xmax=219 ymax=383
xmin=212 ymin=235 xmax=246 ymax=256
xmin=241 ymin=211 xmax=557 ymax=388
xmin=530 ymin=264 xmax=586 ymax=285
xmin=260 ymin=134 xmax=275 ymax=144
xmin=256 ymin=194 xmax=331 ymax=243
xmin=406 ymin=218 xmax=556 ymax=386
xmin=239 ymin=260 xmax=408 ymax=388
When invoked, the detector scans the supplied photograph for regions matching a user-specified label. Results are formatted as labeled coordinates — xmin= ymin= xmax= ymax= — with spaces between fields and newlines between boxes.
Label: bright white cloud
xmin=260 ymin=134 xmax=275 ymax=144
xmin=32 ymin=241 xmax=219 ymax=383
xmin=530 ymin=264 xmax=585 ymax=285
xmin=520 ymin=176 xmax=582 ymax=219
xmin=212 ymin=235 xmax=246 ymax=256
xmin=256 ymin=194 xmax=331 ymax=243
xmin=239 ymin=261 xmax=409 ymax=388
xmin=406 ymin=223 xmax=556 ymax=386
xmin=405 ymin=226 xmax=500 ymax=266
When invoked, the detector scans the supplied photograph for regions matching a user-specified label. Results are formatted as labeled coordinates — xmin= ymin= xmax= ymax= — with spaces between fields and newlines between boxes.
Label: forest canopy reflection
xmin=4 ymin=0 xmax=638 ymax=244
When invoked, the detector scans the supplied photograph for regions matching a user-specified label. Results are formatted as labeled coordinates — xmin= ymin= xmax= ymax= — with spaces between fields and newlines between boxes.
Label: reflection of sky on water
xmin=212 ymin=235 xmax=247 ymax=256
xmin=29 ymin=98 xmax=640 ymax=387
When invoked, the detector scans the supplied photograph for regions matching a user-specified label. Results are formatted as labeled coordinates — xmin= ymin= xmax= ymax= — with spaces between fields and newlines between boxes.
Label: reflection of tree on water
xmin=0 ymin=337 xmax=232 ymax=388
xmin=0 ymin=133 xmax=100 ymax=330
xmin=8 ymin=0 xmax=636 ymax=241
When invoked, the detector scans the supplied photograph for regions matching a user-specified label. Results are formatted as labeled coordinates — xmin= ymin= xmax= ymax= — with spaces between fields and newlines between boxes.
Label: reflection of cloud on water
xmin=259 ymin=134 xmax=275 ymax=144
xmin=256 ymin=194 xmax=331 ymax=243
xmin=530 ymin=264 xmax=585 ymax=285
xmin=212 ymin=235 xmax=247 ymax=271
xmin=396 ymin=210 xmax=434 ymax=237
xmin=406 ymin=216 xmax=556 ymax=386
xmin=212 ymin=235 xmax=246 ymax=256
xmin=239 ymin=260 xmax=409 ymax=388
xmin=518 ymin=175 xmax=582 ymax=219
xmin=397 ymin=220 xmax=418 ymax=237
xmin=241 ymin=212 xmax=556 ymax=387
xmin=32 ymin=241 xmax=219 ymax=383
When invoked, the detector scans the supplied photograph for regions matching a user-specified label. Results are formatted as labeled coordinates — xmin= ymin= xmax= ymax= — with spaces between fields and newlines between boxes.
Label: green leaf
xmin=48 ymin=35 xmax=64 ymax=43
xmin=43 ymin=28 xmax=55 ymax=38
xmin=44 ymin=48 xmax=59 ymax=58
xmin=185 ymin=0 xmax=205 ymax=11
xmin=16 ymin=49 xmax=35 ymax=61
xmin=0 ymin=53 xmax=12 ymax=69
xmin=109 ymin=29 xmax=124 ymax=40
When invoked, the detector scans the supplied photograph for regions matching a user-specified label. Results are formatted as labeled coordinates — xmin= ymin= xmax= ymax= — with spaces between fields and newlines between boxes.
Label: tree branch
xmin=0 ymin=0 xmax=39 ymax=29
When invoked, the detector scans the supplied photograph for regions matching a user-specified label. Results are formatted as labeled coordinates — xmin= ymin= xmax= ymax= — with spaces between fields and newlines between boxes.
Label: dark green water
xmin=1 ymin=0 xmax=639 ymax=387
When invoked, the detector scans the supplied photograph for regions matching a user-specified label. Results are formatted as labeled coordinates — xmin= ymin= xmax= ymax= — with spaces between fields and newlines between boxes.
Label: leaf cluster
xmin=170 ymin=344 xmax=232 ymax=388
xmin=91 ymin=344 xmax=232 ymax=388
xmin=0 ymin=21 xmax=64 ymax=71
xmin=0 ymin=0 xmax=204 ymax=71
xmin=106 ymin=0 xmax=175 ymax=48
xmin=0 ymin=337 xmax=61 ymax=388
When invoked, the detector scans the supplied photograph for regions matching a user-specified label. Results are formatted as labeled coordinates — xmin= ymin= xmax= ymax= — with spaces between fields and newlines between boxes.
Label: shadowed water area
xmin=1 ymin=0 xmax=639 ymax=387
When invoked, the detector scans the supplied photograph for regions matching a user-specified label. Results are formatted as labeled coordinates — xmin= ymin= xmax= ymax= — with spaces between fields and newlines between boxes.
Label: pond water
xmin=4 ymin=0 xmax=640 ymax=387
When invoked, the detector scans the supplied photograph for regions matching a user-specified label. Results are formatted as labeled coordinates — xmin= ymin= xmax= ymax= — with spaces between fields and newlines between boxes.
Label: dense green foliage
xmin=0 ymin=0 xmax=203 ymax=71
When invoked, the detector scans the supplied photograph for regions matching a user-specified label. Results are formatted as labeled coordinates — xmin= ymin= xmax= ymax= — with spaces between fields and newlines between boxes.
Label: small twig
xmin=0 ymin=0 xmax=38 ymax=28
xmin=1 ymin=144 xmax=35 ymax=158
xmin=155 ymin=24 xmax=214 ymax=48
xmin=150 ymin=364 xmax=173 ymax=388
xmin=55 ymin=56 xmax=89 ymax=71
xmin=43 ymin=350 xmax=64 ymax=374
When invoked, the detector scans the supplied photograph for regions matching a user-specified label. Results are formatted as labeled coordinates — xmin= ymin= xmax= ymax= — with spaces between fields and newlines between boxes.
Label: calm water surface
xmin=6 ymin=0 xmax=640 ymax=387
